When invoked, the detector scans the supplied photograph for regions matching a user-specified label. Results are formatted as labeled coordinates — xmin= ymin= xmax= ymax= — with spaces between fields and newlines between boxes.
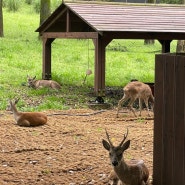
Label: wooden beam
xmin=42 ymin=32 xmax=99 ymax=39
xmin=104 ymin=32 xmax=185 ymax=40
xmin=94 ymin=37 xmax=106 ymax=95
xmin=39 ymin=7 xmax=67 ymax=35
xmin=158 ymin=40 xmax=172 ymax=53
xmin=66 ymin=9 xmax=70 ymax=32
xmin=42 ymin=38 xmax=55 ymax=80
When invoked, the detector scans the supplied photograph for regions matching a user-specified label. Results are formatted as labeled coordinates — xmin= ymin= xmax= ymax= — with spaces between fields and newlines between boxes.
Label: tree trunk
xmin=144 ymin=0 xmax=155 ymax=45
xmin=40 ymin=0 xmax=51 ymax=26
xmin=176 ymin=0 xmax=185 ymax=53
xmin=0 ymin=0 xmax=4 ymax=37
xmin=176 ymin=40 xmax=185 ymax=53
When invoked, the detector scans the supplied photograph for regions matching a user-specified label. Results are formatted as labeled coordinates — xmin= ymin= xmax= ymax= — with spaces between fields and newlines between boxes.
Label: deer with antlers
xmin=102 ymin=129 xmax=149 ymax=185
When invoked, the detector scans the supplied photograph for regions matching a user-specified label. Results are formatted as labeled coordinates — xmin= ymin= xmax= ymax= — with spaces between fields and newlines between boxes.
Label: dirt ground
xmin=0 ymin=108 xmax=154 ymax=185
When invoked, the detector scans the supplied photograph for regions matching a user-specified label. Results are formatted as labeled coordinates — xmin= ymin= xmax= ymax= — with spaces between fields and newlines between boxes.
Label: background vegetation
xmin=0 ymin=1 xmax=177 ymax=111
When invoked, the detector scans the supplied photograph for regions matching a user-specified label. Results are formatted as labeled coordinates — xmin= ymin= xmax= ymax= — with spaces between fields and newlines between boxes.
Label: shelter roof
xmin=36 ymin=1 xmax=185 ymax=39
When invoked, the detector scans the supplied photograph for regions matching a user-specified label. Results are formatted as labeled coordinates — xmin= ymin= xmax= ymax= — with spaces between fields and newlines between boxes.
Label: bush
xmin=33 ymin=0 xmax=40 ymax=13
xmin=25 ymin=0 xmax=33 ymax=5
xmin=7 ymin=0 xmax=21 ymax=12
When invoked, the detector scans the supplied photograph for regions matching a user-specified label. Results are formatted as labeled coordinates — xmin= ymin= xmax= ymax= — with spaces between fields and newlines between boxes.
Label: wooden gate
xmin=153 ymin=53 xmax=185 ymax=185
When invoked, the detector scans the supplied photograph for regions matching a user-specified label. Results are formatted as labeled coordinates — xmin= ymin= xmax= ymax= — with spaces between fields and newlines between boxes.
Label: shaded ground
xmin=0 ymin=108 xmax=153 ymax=185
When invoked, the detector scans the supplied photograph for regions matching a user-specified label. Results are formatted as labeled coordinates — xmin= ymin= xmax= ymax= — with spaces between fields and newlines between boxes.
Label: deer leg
xmin=139 ymin=98 xmax=142 ymax=116
xmin=127 ymin=98 xmax=137 ymax=117
xmin=17 ymin=120 xmax=31 ymax=127
xmin=117 ymin=95 xmax=129 ymax=118
xmin=143 ymin=98 xmax=150 ymax=117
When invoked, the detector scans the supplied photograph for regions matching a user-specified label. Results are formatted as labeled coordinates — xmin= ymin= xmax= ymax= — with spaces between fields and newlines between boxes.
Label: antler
xmin=119 ymin=128 xmax=129 ymax=147
xmin=105 ymin=129 xmax=113 ymax=146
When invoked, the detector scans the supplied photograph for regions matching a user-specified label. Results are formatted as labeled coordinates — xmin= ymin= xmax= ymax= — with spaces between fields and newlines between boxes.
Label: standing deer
xmin=102 ymin=129 xmax=149 ymax=185
xmin=27 ymin=75 xmax=61 ymax=90
xmin=6 ymin=99 xmax=47 ymax=127
xmin=117 ymin=81 xmax=154 ymax=117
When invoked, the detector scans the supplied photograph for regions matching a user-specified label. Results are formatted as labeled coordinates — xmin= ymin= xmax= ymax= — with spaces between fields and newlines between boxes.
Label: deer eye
xmin=117 ymin=152 xmax=122 ymax=157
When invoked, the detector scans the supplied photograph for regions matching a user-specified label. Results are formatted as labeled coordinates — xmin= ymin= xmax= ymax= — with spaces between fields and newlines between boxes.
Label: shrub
xmin=33 ymin=0 xmax=40 ymax=13
xmin=7 ymin=0 xmax=21 ymax=12
xmin=25 ymin=0 xmax=33 ymax=5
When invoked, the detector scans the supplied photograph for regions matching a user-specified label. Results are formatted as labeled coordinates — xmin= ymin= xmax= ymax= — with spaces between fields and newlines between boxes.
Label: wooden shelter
xmin=36 ymin=1 xmax=185 ymax=94
xmin=36 ymin=2 xmax=185 ymax=184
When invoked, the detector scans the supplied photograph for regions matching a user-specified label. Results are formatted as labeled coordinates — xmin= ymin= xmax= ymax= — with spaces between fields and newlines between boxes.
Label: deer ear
xmin=121 ymin=140 xmax=130 ymax=151
xmin=33 ymin=76 xmax=36 ymax=80
xmin=102 ymin=139 xmax=110 ymax=151
xmin=14 ymin=98 xmax=20 ymax=104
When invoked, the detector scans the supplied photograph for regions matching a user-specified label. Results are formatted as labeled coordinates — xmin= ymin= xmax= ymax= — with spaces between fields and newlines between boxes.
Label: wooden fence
xmin=153 ymin=53 xmax=185 ymax=185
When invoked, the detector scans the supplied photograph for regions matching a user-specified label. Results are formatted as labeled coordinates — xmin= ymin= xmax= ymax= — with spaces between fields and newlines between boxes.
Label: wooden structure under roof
xmin=36 ymin=1 xmax=185 ymax=95
xmin=36 ymin=2 xmax=185 ymax=185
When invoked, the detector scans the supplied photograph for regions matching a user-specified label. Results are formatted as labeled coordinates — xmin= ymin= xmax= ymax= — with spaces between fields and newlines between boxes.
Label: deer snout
xmin=112 ymin=160 xmax=118 ymax=166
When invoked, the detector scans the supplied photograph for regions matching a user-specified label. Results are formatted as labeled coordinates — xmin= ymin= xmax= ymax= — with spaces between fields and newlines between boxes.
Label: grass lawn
xmin=0 ymin=2 xmax=178 ymax=111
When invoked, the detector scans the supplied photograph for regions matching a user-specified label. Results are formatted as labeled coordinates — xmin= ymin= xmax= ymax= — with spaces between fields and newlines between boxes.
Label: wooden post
xmin=42 ymin=38 xmax=55 ymax=79
xmin=158 ymin=40 xmax=172 ymax=53
xmin=94 ymin=37 xmax=106 ymax=95
xmin=94 ymin=36 xmax=112 ymax=95
xmin=153 ymin=53 xmax=185 ymax=185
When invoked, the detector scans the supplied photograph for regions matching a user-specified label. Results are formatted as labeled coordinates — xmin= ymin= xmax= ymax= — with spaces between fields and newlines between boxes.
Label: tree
xmin=0 ymin=0 xmax=3 ymax=37
xmin=40 ymin=0 xmax=51 ymax=26
xmin=176 ymin=0 xmax=185 ymax=53
xmin=144 ymin=0 xmax=155 ymax=45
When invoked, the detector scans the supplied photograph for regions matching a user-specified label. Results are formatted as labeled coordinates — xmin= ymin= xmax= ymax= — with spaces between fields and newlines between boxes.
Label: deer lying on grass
xmin=117 ymin=81 xmax=154 ymax=117
xmin=27 ymin=75 xmax=61 ymax=90
xmin=6 ymin=99 xmax=47 ymax=127
xmin=102 ymin=129 xmax=149 ymax=185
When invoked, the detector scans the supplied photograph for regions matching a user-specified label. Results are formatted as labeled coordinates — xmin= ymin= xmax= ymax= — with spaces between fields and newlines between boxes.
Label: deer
xmin=102 ymin=129 xmax=149 ymax=185
xmin=116 ymin=81 xmax=154 ymax=117
xmin=6 ymin=99 xmax=47 ymax=127
xmin=27 ymin=75 xmax=61 ymax=90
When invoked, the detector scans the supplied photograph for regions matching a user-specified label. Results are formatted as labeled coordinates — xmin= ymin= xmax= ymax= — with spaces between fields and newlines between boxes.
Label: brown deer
xmin=6 ymin=99 xmax=47 ymax=127
xmin=117 ymin=81 xmax=154 ymax=117
xmin=102 ymin=129 xmax=149 ymax=185
xmin=27 ymin=75 xmax=61 ymax=90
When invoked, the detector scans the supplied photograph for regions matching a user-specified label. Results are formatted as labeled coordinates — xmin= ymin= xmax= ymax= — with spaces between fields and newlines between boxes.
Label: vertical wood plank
xmin=174 ymin=55 xmax=185 ymax=184
xmin=162 ymin=55 xmax=175 ymax=185
xmin=153 ymin=54 xmax=165 ymax=185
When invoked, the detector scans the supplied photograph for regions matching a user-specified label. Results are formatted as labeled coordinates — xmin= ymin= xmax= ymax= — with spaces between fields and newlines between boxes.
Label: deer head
xmin=27 ymin=75 xmax=36 ymax=88
xmin=6 ymin=98 xmax=20 ymax=111
xmin=102 ymin=129 xmax=130 ymax=167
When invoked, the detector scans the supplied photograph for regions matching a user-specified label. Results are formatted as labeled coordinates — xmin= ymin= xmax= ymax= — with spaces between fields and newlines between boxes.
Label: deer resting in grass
xmin=27 ymin=75 xmax=61 ymax=90
xmin=6 ymin=99 xmax=47 ymax=127
xmin=102 ymin=129 xmax=149 ymax=185
xmin=117 ymin=81 xmax=154 ymax=117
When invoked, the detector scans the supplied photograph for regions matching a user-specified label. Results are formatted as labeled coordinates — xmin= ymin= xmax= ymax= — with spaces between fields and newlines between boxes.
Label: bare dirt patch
xmin=0 ymin=108 xmax=153 ymax=185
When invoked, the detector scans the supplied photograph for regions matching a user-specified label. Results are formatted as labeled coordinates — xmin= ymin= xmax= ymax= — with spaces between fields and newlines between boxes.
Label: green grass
xmin=0 ymin=2 xmax=178 ymax=111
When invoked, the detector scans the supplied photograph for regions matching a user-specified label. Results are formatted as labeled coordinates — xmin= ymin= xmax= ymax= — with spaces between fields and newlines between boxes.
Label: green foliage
xmin=51 ymin=0 xmax=62 ymax=12
xmin=6 ymin=0 xmax=22 ymax=12
xmin=25 ymin=0 xmax=33 ymax=5
xmin=160 ymin=0 xmax=183 ymax=3
xmin=33 ymin=0 xmax=40 ymax=13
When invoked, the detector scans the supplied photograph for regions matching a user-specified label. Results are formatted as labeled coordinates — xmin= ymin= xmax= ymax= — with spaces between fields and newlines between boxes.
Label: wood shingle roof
xmin=36 ymin=1 xmax=185 ymax=39
xmin=65 ymin=2 xmax=185 ymax=33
